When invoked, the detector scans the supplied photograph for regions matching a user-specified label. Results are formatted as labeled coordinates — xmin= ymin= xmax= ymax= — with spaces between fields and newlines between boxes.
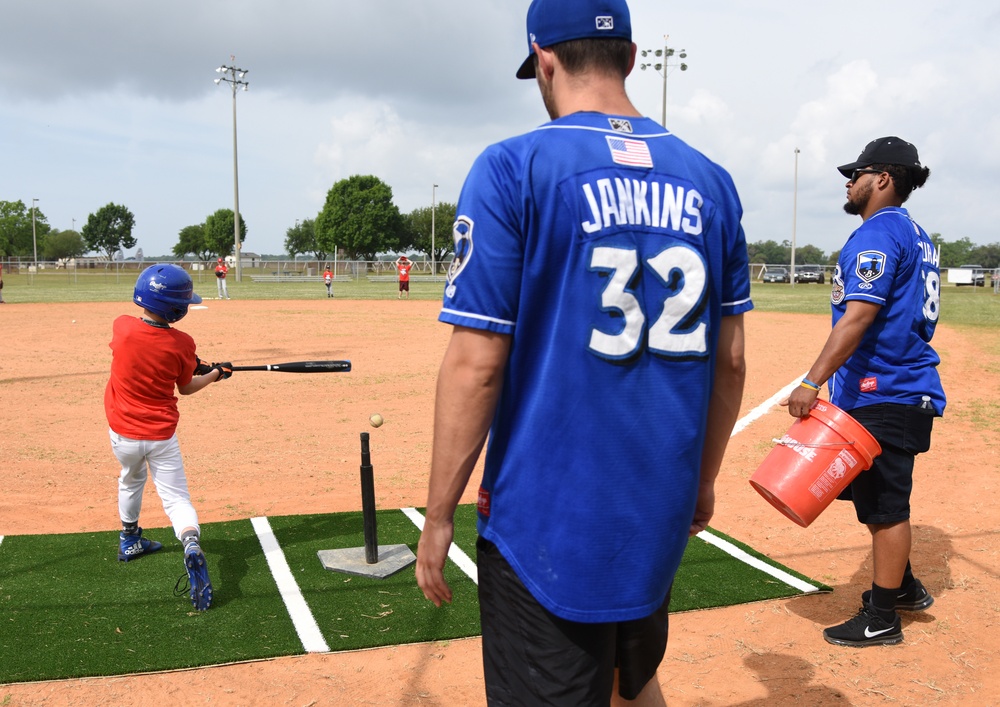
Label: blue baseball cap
xmin=516 ymin=0 xmax=632 ymax=80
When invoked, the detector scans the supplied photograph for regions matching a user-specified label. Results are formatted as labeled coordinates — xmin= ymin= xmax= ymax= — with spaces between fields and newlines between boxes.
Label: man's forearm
xmin=805 ymin=301 xmax=881 ymax=386
xmin=424 ymin=327 xmax=511 ymax=524
xmin=698 ymin=315 xmax=746 ymax=486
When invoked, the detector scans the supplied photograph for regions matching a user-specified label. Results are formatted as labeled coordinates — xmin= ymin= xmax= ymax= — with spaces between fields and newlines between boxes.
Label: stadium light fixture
xmin=639 ymin=35 xmax=689 ymax=126
xmin=214 ymin=59 xmax=250 ymax=282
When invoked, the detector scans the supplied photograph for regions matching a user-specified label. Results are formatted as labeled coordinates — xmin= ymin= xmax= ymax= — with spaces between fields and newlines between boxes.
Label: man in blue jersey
xmin=415 ymin=0 xmax=751 ymax=703
xmin=786 ymin=136 xmax=945 ymax=648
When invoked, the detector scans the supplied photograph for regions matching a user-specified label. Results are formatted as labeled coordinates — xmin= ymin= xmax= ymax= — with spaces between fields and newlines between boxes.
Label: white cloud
xmin=1 ymin=0 xmax=998 ymax=258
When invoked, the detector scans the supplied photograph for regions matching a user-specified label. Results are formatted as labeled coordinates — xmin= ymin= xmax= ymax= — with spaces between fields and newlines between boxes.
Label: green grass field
xmin=751 ymin=280 xmax=1000 ymax=328
xmin=4 ymin=269 xmax=998 ymax=328
xmin=0 ymin=268 xmax=448 ymax=303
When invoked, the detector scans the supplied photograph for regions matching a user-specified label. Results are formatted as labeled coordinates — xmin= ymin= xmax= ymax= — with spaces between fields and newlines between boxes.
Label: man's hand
xmin=782 ymin=384 xmax=819 ymax=418
xmin=689 ymin=482 xmax=715 ymax=537
xmin=415 ymin=517 xmax=456 ymax=607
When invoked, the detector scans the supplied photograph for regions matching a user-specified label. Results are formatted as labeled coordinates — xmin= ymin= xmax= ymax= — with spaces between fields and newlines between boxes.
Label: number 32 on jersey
xmin=588 ymin=244 xmax=708 ymax=360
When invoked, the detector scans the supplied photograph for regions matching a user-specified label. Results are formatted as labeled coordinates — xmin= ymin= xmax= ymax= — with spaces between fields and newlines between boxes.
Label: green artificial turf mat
xmin=0 ymin=506 xmax=828 ymax=684
xmin=266 ymin=509 xmax=480 ymax=653
xmin=0 ymin=523 xmax=302 ymax=683
xmin=672 ymin=529 xmax=830 ymax=611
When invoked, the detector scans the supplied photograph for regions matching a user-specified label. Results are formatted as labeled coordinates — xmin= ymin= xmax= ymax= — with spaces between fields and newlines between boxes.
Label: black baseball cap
xmin=516 ymin=0 xmax=632 ymax=80
xmin=837 ymin=136 xmax=922 ymax=178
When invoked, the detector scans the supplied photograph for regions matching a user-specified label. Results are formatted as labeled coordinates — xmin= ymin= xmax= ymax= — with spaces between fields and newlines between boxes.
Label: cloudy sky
xmin=2 ymin=1 xmax=998 ymax=259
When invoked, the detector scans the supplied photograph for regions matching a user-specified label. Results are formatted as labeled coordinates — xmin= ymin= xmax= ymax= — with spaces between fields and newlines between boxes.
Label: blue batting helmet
xmin=133 ymin=263 xmax=202 ymax=323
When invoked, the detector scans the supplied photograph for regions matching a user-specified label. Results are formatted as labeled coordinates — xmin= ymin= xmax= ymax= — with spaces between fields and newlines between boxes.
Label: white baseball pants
xmin=110 ymin=429 xmax=200 ymax=541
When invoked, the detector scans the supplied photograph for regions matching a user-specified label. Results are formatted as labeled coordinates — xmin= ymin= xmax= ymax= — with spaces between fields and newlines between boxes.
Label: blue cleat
xmin=183 ymin=542 xmax=213 ymax=611
xmin=118 ymin=528 xmax=163 ymax=562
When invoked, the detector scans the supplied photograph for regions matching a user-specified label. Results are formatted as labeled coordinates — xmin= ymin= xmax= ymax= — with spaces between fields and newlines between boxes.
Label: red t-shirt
xmin=104 ymin=315 xmax=197 ymax=440
xmin=323 ymin=270 xmax=332 ymax=283
xmin=397 ymin=263 xmax=412 ymax=281
xmin=216 ymin=263 xmax=228 ymax=279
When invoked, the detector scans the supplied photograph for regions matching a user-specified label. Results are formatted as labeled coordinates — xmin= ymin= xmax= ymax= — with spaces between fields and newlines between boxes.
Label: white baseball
xmin=369 ymin=413 xmax=384 ymax=428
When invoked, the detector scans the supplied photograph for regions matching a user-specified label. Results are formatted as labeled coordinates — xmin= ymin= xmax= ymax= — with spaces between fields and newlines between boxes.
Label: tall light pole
xmin=31 ymin=198 xmax=39 ymax=269
xmin=639 ymin=35 xmax=688 ymax=126
xmin=215 ymin=60 xmax=249 ymax=282
xmin=431 ymin=184 xmax=438 ymax=276
xmin=791 ymin=147 xmax=800 ymax=287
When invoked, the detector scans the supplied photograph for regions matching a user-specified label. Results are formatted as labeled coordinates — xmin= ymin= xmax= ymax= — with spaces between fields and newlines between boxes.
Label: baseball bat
xmin=230 ymin=360 xmax=351 ymax=373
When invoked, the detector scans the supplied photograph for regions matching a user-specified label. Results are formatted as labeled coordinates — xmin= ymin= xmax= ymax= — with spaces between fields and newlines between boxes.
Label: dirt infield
xmin=2 ymin=300 xmax=998 ymax=705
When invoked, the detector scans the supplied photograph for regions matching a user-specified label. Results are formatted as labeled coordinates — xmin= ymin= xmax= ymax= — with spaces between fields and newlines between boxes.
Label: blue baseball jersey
xmin=829 ymin=206 xmax=946 ymax=414
xmin=440 ymin=113 xmax=753 ymax=622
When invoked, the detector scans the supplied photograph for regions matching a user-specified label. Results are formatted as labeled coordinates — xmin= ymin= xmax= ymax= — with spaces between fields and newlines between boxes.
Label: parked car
xmin=794 ymin=265 xmax=826 ymax=284
xmin=957 ymin=264 xmax=986 ymax=287
xmin=762 ymin=266 xmax=790 ymax=283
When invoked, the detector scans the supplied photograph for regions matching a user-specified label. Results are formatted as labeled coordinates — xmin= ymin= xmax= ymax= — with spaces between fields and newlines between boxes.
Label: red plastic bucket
xmin=749 ymin=399 xmax=882 ymax=527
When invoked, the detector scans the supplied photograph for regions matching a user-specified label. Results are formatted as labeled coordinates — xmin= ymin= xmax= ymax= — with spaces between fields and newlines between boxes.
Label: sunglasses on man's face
xmin=850 ymin=169 xmax=882 ymax=182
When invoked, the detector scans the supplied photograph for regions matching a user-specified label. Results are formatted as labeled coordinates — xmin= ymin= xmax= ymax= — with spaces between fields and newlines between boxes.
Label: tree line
xmin=280 ymin=175 xmax=457 ymax=266
xmin=4 ymin=186 xmax=997 ymax=271
xmin=748 ymin=237 xmax=1000 ymax=269
xmin=0 ymin=175 xmax=457 ymax=266
xmin=0 ymin=201 xmax=137 ymax=261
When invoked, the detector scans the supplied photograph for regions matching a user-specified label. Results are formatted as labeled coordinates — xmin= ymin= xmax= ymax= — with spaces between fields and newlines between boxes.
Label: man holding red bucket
xmin=785 ymin=137 xmax=945 ymax=648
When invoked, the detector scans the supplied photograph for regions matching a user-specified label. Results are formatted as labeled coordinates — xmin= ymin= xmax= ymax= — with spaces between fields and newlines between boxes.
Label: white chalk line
xmin=730 ymin=373 xmax=807 ymax=438
xmin=401 ymin=507 xmax=478 ymax=585
xmin=696 ymin=528 xmax=821 ymax=593
xmin=702 ymin=372 xmax=824 ymax=593
xmin=251 ymin=516 xmax=330 ymax=653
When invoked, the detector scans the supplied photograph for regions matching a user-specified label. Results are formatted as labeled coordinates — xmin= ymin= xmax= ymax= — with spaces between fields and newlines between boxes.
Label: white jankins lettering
xmin=581 ymin=179 xmax=703 ymax=236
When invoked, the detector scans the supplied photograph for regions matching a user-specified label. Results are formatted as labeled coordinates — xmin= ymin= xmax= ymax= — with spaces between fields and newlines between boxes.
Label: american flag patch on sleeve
xmin=606 ymin=136 xmax=653 ymax=168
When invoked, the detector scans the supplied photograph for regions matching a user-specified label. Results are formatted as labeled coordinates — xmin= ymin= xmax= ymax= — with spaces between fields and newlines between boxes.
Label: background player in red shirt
xmin=215 ymin=257 xmax=230 ymax=299
xmin=323 ymin=266 xmax=333 ymax=298
xmin=105 ymin=263 xmax=232 ymax=611
xmin=394 ymin=256 xmax=412 ymax=299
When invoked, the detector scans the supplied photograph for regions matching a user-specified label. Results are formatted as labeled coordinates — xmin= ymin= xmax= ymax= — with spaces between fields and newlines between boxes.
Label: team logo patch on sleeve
xmin=445 ymin=216 xmax=474 ymax=299
xmin=856 ymin=251 xmax=886 ymax=283
xmin=606 ymin=136 xmax=653 ymax=167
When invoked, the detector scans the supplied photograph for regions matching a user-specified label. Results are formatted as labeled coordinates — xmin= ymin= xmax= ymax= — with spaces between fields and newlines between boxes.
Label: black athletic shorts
xmin=476 ymin=537 xmax=670 ymax=705
xmin=838 ymin=403 xmax=935 ymax=524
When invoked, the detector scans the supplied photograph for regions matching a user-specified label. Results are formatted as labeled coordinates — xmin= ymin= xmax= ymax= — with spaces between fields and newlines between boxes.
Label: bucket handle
xmin=772 ymin=438 xmax=858 ymax=449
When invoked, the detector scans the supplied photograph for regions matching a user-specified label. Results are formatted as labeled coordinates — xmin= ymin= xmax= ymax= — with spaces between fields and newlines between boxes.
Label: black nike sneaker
xmin=823 ymin=604 xmax=903 ymax=647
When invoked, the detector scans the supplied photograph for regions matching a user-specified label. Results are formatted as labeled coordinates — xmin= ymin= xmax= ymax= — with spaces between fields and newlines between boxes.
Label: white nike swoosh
xmin=864 ymin=626 xmax=896 ymax=638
